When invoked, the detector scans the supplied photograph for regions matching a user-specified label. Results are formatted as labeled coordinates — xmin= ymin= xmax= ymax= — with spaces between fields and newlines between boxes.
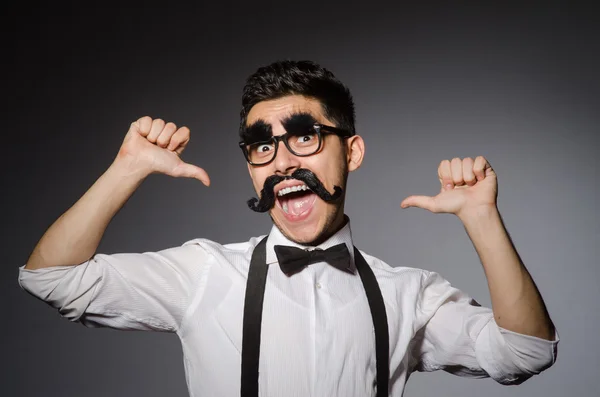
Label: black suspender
xmin=240 ymin=237 xmax=269 ymax=397
xmin=240 ymin=237 xmax=389 ymax=396
xmin=353 ymin=247 xmax=390 ymax=396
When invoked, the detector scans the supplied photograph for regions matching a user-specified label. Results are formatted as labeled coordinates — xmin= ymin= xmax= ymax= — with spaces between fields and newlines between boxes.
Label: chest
xmin=180 ymin=263 xmax=414 ymax=396
xmin=214 ymin=263 xmax=377 ymax=357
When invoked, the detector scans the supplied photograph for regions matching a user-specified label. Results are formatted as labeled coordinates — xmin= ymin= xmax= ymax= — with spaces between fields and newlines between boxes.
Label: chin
xmin=272 ymin=216 xmax=324 ymax=246
xmin=271 ymin=208 xmax=342 ymax=247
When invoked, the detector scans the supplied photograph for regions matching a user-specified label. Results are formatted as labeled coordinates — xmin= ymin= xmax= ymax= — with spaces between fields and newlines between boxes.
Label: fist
xmin=400 ymin=156 xmax=497 ymax=218
xmin=116 ymin=116 xmax=210 ymax=186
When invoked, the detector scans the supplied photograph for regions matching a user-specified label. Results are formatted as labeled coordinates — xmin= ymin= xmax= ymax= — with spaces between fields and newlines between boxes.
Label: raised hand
xmin=400 ymin=156 xmax=497 ymax=218
xmin=116 ymin=116 xmax=210 ymax=186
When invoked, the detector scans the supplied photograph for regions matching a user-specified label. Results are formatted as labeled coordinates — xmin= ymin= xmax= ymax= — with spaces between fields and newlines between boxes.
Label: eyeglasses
xmin=239 ymin=123 xmax=353 ymax=166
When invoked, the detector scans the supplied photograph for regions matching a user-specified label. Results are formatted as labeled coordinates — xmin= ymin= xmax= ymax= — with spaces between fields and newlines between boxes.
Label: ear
xmin=346 ymin=135 xmax=365 ymax=172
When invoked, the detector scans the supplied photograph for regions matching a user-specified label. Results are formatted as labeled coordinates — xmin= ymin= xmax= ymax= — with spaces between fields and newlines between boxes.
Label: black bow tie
xmin=273 ymin=243 xmax=353 ymax=276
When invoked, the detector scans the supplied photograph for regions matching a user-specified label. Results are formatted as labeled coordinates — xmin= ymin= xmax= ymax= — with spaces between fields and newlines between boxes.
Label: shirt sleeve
xmin=18 ymin=243 xmax=210 ymax=332
xmin=411 ymin=271 xmax=559 ymax=385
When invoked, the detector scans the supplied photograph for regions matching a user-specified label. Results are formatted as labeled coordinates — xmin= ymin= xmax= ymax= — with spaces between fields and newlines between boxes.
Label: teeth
xmin=277 ymin=184 xmax=309 ymax=197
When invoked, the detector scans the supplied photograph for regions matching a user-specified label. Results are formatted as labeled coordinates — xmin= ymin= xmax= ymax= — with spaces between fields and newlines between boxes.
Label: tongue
xmin=284 ymin=193 xmax=316 ymax=216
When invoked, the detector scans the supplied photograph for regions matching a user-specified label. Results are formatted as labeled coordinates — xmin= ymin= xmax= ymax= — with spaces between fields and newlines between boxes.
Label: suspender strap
xmin=354 ymin=247 xmax=390 ymax=396
xmin=240 ymin=238 xmax=389 ymax=397
xmin=240 ymin=237 xmax=269 ymax=397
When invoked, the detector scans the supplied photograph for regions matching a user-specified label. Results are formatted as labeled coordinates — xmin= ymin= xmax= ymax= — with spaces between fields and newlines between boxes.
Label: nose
xmin=273 ymin=138 xmax=301 ymax=176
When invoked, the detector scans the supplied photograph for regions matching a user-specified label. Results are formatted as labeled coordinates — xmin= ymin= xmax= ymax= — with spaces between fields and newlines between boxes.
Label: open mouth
xmin=275 ymin=184 xmax=317 ymax=219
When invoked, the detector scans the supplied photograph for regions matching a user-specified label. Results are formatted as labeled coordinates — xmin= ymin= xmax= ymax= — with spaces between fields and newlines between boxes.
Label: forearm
xmin=25 ymin=158 xmax=148 ymax=270
xmin=459 ymin=206 xmax=555 ymax=340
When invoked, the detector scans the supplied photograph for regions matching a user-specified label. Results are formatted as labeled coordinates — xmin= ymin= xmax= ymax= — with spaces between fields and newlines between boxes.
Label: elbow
xmin=476 ymin=320 xmax=559 ymax=385
xmin=500 ymin=329 xmax=559 ymax=384
xmin=18 ymin=261 xmax=101 ymax=323
xmin=24 ymin=251 xmax=46 ymax=270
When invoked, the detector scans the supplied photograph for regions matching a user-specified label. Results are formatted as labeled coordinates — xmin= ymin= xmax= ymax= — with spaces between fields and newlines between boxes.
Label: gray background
xmin=3 ymin=2 xmax=598 ymax=396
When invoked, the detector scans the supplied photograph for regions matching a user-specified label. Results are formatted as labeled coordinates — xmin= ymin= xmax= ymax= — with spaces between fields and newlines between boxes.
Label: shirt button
xmin=316 ymin=283 xmax=322 ymax=289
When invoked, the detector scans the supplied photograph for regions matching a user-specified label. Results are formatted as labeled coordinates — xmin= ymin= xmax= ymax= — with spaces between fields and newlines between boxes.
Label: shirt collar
xmin=265 ymin=216 xmax=356 ymax=272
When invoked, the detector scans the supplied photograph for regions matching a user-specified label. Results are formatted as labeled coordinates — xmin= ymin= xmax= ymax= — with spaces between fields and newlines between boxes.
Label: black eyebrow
xmin=281 ymin=112 xmax=318 ymax=135
xmin=241 ymin=119 xmax=272 ymax=144
xmin=241 ymin=112 xmax=319 ymax=144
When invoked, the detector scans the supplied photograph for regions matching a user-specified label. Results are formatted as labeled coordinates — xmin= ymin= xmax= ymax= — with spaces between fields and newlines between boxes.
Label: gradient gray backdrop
xmin=4 ymin=2 xmax=598 ymax=396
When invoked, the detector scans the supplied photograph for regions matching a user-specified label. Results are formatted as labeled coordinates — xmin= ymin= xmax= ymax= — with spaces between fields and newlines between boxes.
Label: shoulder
xmin=358 ymin=249 xmax=431 ymax=282
xmin=180 ymin=235 xmax=266 ymax=274
xmin=357 ymin=249 xmax=448 ymax=301
xmin=182 ymin=235 xmax=264 ymax=255
xmin=357 ymin=250 xmax=471 ymax=324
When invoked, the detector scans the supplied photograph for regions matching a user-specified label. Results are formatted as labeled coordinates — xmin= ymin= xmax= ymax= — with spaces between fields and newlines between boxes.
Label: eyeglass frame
xmin=239 ymin=123 xmax=354 ymax=166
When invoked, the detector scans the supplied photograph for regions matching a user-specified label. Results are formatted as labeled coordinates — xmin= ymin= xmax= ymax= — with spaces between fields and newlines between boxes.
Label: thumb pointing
xmin=174 ymin=162 xmax=211 ymax=186
xmin=400 ymin=195 xmax=436 ymax=211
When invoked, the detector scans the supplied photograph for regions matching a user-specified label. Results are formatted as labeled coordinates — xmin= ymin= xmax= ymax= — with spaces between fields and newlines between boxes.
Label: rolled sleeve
xmin=414 ymin=271 xmax=558 ymax=384
xmin=19 ymin=260 xmax=104 ymax=322
xmin=476 ymin=320 xmax=559 ymax=384
xmin=18 ymin=243 xmax=209 ymax=332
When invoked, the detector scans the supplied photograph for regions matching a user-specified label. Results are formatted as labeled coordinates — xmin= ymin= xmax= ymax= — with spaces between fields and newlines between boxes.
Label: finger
xmin=173 ymin=162 xmax=211 ymax=186
xmin=147 ymin=118 xmax=166 ymax=143
xmin=134 ymin=116 xmax=152 ymax=136
xmin=437 ymin=160 xmax=453 ymax=190
xmin=462 ymin=157 xmax=476 ymax=186
xmin=451 ymin=157 xmax=464 ymax=186
xmin=156 ymin=122 xmax=178 ymax=148
xmin=401 ymin=195 xmax=437 ymax=212
xmin=168 ymin=126 xmax=191 ymax=152
xmin=473 ymin=155 xmax=488 ymax=181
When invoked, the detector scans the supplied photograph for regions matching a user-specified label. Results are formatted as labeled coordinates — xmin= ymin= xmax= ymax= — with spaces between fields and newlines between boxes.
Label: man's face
xmin=245 ymin=95 xmax=363 ymax=245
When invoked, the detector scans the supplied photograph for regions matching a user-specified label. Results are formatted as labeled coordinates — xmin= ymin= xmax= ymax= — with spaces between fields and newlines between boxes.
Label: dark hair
xmin=239 ymin=60 xmax=355 ymax=139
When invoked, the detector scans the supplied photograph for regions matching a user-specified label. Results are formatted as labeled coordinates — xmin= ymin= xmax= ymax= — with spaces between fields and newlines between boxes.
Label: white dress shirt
xmin=19 ymin=219 xmax=558 ymax=397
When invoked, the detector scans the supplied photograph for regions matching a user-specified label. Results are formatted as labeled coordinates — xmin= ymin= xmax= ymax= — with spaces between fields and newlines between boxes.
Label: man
xmin=19 ymin=60 xmax=558 ymax=396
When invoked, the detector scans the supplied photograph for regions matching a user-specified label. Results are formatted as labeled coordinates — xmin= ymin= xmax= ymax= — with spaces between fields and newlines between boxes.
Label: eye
xmin=296 ymin=135 xmax=314 ymax=143
xmin=249 ymin=142 xmax=275 ymax=158
xmin=257 ymin=144 xmax=273 ymax=153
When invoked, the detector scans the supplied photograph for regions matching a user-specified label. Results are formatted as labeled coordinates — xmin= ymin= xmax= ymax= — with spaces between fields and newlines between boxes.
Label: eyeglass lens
xmin=246 ymin=129 xmax=320 ymax=164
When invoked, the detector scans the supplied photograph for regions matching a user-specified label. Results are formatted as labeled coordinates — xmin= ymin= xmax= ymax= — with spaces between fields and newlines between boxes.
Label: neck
xmin=319 ymin=214 xmax=348 ymax=245
xmin=295 ymin=210 xmax=348 ymax=247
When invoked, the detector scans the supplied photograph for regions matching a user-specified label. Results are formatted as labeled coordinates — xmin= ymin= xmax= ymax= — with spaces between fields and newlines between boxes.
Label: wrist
xmin=110 ymin=154 xmax=152 ymax=183
xmin=457 ymin=204 xmax=500 ymax=225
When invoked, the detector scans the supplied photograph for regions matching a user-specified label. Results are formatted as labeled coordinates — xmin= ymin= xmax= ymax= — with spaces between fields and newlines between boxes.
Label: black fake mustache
xmin=247 ymin=168 xmax=343 ymax=213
